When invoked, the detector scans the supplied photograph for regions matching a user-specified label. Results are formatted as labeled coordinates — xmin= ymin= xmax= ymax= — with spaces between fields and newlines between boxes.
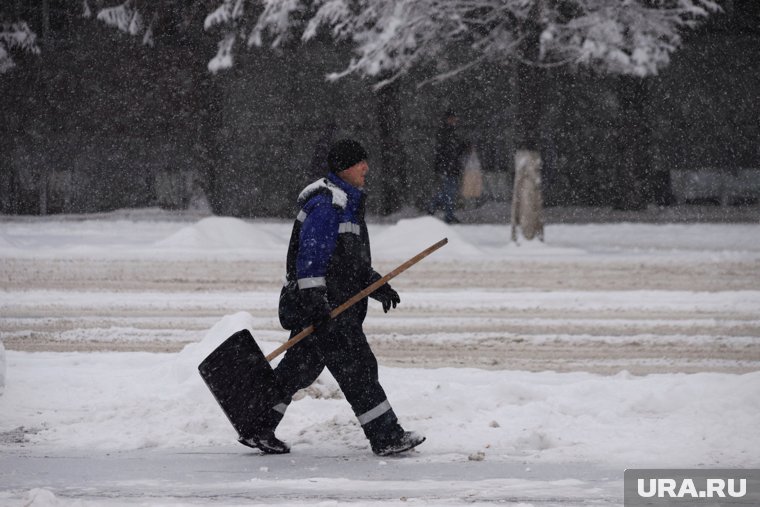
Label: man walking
xmin=428 ymin=110 xmax=466 ymax=224
xmin=241 ymin=139 xmax=425 ymax=456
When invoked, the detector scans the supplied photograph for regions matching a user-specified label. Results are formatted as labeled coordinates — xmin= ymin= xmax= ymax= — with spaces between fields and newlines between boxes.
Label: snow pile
xmin=172 ymin=311 xmax=261 ymax=384
xmin=373 ymin=217 xmax=482 ymax=259
xmin=2 ymin=213 xmax=760 ymax=262
xmin=20 ymin=489 xmax=59 ymax=507
xmin=1 ymin=311 xmax=758 ymax=466
xmin=407 ymin=368 xmax=760 ymax=466
xmin=154 ymin=216 xmax=283 ymax=252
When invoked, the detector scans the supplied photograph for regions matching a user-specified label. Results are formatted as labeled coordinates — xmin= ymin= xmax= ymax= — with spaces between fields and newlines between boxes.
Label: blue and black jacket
xmin=284 ymin=172 xmax=381 ymax=326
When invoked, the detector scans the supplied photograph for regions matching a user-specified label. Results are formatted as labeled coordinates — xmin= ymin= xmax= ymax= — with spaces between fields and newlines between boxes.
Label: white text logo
xmin=637 ymin=478 xmax=747 ymax=499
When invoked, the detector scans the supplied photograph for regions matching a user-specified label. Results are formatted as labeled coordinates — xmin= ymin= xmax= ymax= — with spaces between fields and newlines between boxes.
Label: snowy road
xmin=1 ymin=213 xmax=759 ymax=505
xmin=2 ymin=348 xmax=757 ymax=506
xmin=2 ymin=287 xmax=759 ymax=373
xmin=1 ymin=448 xmax=621 ymax=506
xmin=3 ymin=246 xmax=760 ymax=374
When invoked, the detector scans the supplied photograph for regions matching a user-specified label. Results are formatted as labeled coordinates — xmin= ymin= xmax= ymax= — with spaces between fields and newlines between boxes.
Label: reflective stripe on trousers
xmin=356 ymin=400 xmax=391 ymax=426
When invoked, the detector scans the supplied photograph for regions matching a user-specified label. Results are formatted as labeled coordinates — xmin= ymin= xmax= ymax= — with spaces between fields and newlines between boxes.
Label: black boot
xmin=238 ymin=432 xmax=290 ymax=454
xmin=372 ymin=431 xmax=426 ymax=456
xmin=361 ymin=407 xmax=422 ymax=456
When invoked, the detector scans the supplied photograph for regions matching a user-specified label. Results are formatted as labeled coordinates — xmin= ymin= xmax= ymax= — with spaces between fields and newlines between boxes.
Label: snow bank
xmin=406 ymin=368 xmax=760 ymax=467
xmin=154 ymin=216 xmax=282 ymax=252
xmin=21 ymin=489 xmax=59 ymax=507
xmin=373 ymin=217 xmax=482 ymax=259
xmin=1 ymin=315 xmax=758 ymax=467
xmin=172 ymin=311 xmax=260 ymax=385
xmin=2 ymin=213 xmax=760 ymax=261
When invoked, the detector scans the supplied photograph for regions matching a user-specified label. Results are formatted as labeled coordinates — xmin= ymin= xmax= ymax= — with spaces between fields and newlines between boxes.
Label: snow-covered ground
xmin=0 ymin=210 xmax=759 ymax=506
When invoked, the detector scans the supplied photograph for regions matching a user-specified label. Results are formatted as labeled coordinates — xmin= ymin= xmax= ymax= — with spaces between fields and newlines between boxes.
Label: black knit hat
xmin=327 ymin=139 xmax=368 ymax=173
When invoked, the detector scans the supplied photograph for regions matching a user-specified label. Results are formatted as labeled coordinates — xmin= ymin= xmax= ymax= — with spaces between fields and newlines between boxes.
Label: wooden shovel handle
xmin=265 ymin=237 xmax=448 ymax=361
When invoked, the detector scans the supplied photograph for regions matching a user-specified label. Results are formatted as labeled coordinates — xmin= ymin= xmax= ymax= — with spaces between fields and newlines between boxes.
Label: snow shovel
xmin=198 ymin=238 xmax=448 ymax=441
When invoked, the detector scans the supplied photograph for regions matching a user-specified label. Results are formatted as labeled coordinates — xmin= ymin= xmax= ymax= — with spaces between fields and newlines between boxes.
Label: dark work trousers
xmin=262 ymin=316 xmax=404 ymax=448
xmin=427 ymin=174 xmax=460 ymax=222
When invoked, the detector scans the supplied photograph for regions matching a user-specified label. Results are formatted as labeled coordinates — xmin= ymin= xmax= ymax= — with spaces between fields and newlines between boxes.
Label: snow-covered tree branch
xmin=212 ymin=0 xmax=720 ymax=82
xmin=0 ymin=21 xmax=40 ymax=74
xmin=84 ymin=1 xmax=720 ymax=80
xmin=90 ymin=0 xmax=214 ymax=50
xmin=83 ymin=0 xmax=725 ymax=222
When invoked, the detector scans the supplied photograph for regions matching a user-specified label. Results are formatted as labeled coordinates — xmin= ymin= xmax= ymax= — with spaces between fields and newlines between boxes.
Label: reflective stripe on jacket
xmin=285 ymin=172 xmax=380 ymax=324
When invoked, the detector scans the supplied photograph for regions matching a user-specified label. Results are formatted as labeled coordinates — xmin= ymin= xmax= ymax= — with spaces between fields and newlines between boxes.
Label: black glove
xmin=371 ymin=283 xmax=401 ymax=313
xmin=300 ymin=287 xmax=332 ymax=329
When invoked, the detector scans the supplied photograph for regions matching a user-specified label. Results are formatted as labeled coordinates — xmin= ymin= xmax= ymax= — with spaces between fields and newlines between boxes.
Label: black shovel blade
xmin=198 ymin=329 xmax=285 ymax=440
